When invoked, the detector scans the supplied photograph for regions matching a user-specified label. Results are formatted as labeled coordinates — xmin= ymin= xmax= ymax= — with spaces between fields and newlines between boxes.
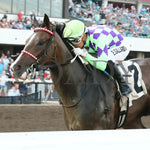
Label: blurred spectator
xmin=8 ymin=83 xmax=20 ymax=104
xmin=6 ymin=50 xmax=11 ymax=59
xmin=11 ymin=53 xmax=20 ymax=61
xmin=0 ymin=59 xmax=4 ymax=75
xmin=0 ymin=70 xmax=8 ymax=96
xmin=69 ymin=0 xmax=74 ymax=12
xmin=8 ymin=83 xmax=20 ymax=96
xmin=94 ymin=11 xmax=101 ymax=25
xmin=6 ymin=63 xmax=11 ymax=78
xmin=50 ymin=83 xmax=55 ymax=99
xmin=17 ymin=11 xmax=23 ymax=21
xmin=0 ymin=17 xmax=9 ymax=28
xmin=100 ymin=10 xmax=106 ymax=25
xmin=3 ymin=14 xmax=7 ymax=20
xmin=115 ymin=22 xmax=123 ymax=33
xmin=21 ymin=81 xmax=28 ymax=96
xmin=30 ymin=11 xmax=36 ymax=21
xmin=12 ymin=21 xmax=20 ymax=29
xmin=88 ymin=0 xmax=93 ymax=7
xmin=3 ymin=55 xmax=10 ymax=71
xmin=44 ymin=71 xmax=51 ymax=97
xmin=131 ymin=5 xmax=136 ymax=13
xmin=140 ymin=7 xmax=147 ymax=14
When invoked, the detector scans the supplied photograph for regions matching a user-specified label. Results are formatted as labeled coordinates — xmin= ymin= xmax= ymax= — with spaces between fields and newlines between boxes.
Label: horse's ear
xmin=44 ymin=14 xmax=50 ymax=29
xmin=33 ymin=16 xmax=40 ymax=27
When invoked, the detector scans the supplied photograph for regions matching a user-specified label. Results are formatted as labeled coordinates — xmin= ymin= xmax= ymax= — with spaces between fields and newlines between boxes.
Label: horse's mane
xmin=55 ymin=23 xmax=73 ymax=50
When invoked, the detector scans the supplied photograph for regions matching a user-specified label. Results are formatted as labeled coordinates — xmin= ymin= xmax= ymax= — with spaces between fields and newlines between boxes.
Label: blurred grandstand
xmin=69 ymin=0 xmax=150 ymax=38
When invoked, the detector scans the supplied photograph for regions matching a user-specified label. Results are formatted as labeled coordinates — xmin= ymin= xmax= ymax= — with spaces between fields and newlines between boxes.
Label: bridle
xmin=21 ymin=27 xmax=77 ymax=72
xmin=21 ymin=27 xmax=83 ymax=108
xmin=20 ymin=27 xmax=112 ymax=108
xmin=20 ymin=27 xmax=57 ymax=78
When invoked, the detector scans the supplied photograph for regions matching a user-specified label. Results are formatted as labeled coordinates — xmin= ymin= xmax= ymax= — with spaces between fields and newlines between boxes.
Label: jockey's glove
xmin=73 ymin=48 xmax=88 ymax=57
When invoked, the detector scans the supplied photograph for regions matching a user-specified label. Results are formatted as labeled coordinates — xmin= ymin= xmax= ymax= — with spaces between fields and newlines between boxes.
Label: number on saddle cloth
xmin=117 ymin=60 xmax=147 ymax=106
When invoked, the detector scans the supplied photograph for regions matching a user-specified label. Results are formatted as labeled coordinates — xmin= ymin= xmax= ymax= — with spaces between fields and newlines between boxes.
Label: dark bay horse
xmin=10 ymin=14 xmax=150 ymax=129
xmin=10 ymin=14 xmax=119 ymax=130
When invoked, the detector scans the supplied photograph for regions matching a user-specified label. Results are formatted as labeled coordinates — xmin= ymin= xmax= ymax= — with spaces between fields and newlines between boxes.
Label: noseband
xmin=22 ymin=50 xmax=38 ymax=60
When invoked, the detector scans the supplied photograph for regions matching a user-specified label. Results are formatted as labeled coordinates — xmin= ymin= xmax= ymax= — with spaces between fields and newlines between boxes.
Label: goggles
xmin=69 ymin=34 xmax=84 ymax=44
xmin=68 ymin=26 xmax=87 ymax=44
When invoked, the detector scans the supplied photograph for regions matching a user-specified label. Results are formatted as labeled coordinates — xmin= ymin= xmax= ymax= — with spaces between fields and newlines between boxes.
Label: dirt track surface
xmin=0 ymin=102 xmax=149 ymax=132
xmin=0 ymin=102 xmax=67 ymax=132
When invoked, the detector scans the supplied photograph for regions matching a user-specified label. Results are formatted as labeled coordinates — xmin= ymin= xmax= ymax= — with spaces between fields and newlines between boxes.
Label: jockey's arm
xmin=83 ymin=36 xmax=109 ymax=71
xmin=84 ymin=50 xmax=108 ymax=71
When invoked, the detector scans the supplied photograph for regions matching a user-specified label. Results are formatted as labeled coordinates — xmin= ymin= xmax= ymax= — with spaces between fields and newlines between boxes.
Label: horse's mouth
xmin=11 ymin=69 xmax=28 ymax=80
xmin=18 ymin=72 xmax=28 ymax=80
xmin=11 ymin=64 xmax=36 ymax=80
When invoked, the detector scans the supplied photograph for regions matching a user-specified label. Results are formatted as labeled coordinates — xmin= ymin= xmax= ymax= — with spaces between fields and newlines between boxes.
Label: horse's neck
xmin=49 ymin=36 xmax=85 ymax=98
xmin=50 ymin=59 xmax=84 ymax=88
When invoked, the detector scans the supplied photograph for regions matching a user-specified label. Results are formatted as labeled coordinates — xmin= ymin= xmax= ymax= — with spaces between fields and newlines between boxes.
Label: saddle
xmin=116 ymin=60 xmax=147 ymax=128
xmin=117 ymin=60 xmax=147 ymax=106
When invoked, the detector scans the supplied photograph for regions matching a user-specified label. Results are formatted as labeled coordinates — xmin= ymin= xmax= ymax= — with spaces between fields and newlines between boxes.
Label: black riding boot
xmin=106 ymin=60 xmax=132 ymax=95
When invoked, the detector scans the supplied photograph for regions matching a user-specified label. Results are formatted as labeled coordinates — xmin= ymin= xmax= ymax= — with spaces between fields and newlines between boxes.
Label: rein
xmin=60 ymin=98 xmax=82 ymax=108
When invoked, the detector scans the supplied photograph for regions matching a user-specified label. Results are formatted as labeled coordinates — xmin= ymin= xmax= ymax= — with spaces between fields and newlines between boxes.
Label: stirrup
xmin=117 ymin=95 xmax=129 ymax=128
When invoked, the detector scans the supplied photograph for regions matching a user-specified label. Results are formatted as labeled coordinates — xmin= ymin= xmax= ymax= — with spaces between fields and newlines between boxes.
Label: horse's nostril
xmin=15 ymin=65 xmax=21 ymax=70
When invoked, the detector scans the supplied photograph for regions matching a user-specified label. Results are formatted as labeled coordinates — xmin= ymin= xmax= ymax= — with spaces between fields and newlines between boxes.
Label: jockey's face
xmin=73 ymin=34 xmax=87 ymax=49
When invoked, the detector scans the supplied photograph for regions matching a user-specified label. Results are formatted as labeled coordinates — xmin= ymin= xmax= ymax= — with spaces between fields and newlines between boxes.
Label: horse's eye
xmin=38 ymin=40 xmax=44 ymax=45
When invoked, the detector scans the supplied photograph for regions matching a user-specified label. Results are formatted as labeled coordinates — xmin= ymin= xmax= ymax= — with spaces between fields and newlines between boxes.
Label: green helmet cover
xmin=63 ymin=20 xmax=86 ymax=39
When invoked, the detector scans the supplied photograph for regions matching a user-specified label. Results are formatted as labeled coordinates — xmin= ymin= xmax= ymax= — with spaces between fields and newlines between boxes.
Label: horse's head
xmin=10 ymin=14 xmax=68 ymax=80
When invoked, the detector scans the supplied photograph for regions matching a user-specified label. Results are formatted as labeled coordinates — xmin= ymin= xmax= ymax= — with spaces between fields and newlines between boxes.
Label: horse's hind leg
xmin=123 ymin=117 xmax=146 ymax=129
xmin=122 ymin=96 xmax=150 ymax=129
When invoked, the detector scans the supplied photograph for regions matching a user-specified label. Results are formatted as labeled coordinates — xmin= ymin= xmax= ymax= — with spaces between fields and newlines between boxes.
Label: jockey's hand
xmin=73 ymin=48 xmax=88 ymax=57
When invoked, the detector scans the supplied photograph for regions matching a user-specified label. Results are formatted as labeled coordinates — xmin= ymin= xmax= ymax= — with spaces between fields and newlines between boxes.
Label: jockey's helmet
xmin=63 ymin=20 xmax=87 ymax=44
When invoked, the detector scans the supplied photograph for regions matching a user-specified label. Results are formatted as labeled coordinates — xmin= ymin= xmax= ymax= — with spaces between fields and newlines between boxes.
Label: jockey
xmin=62 ymin=20 xmax=132 ymax=96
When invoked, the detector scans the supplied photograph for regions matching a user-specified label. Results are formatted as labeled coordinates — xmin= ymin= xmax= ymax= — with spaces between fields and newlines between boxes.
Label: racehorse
xmin=10 ymin=14 xmax=150 ymax=129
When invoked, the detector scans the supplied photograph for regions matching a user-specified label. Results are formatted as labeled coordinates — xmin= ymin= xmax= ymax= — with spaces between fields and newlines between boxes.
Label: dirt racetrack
xmin=0 ymin=101 xmax=149 ymax=132
xmin=0 ymin=102 xmax=67 ymax=132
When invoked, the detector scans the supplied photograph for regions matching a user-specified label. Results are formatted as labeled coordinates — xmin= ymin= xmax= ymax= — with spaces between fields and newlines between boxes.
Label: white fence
xmin=0 ymin=129 xmax=149 ymax=150
xmin=0 ymin=77 xmax=53 ymax=99
xmin=1 ymin=28 xmax=150 ymax=52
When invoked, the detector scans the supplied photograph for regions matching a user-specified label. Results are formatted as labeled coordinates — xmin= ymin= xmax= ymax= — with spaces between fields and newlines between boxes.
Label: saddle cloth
xmin=117 ymin=60 xmax=147 ymax=106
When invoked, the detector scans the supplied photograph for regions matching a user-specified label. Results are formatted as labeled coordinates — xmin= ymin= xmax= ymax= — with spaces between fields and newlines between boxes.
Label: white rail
xmin=0 ymin=129 xmax=149 ymax=150
xmin=0 ymin=77 xmax=53 ymax=83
